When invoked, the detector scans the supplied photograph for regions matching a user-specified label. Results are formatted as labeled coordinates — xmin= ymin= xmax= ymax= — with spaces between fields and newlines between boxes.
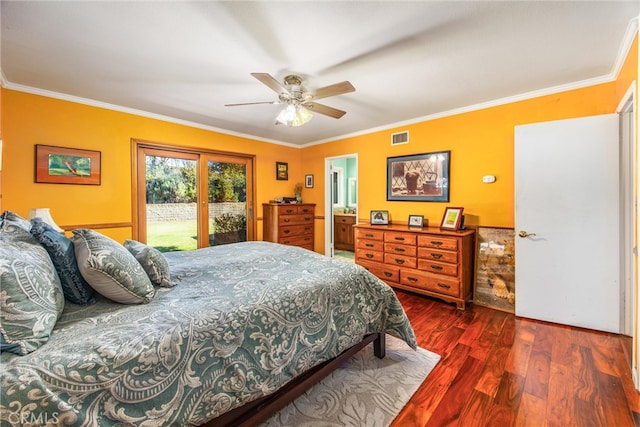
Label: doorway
xmin=133 ymin=141 xmax=255 ymax=251
xmin=324 ymin=154 xmax=358 ymax=260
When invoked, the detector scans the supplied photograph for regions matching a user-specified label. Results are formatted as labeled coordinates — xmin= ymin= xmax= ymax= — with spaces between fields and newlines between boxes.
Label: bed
xmin=0 ymin=213 xmax=416 ymax=426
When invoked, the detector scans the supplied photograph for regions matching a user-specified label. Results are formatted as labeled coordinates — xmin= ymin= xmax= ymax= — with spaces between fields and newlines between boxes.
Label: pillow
xmin=1 ymin=210 xmax=32 ymax=233
xmin=30 ymin=218 xmax=96 ymax=305
xmin=72 ymin=229 xmax=155 ymax=304
xmin=0 ymin=225 xmax=65 ymax=355
xmin=124 ymin=240 xmax=175 ymax=288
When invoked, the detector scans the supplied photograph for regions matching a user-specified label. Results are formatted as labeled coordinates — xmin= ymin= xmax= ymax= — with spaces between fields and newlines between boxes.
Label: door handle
xmin=518 ymin=230 xmax=537 ymax=238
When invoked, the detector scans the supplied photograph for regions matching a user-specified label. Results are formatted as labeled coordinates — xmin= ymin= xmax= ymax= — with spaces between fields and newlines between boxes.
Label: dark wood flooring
xmin=391 ymin=290 xmax=640 ymax=427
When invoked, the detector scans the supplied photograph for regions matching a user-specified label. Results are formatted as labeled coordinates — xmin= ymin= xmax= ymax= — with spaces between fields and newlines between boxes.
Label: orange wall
xmin=302 ymin=82 xmax=619 ymax=231
xmin=0 ymin=90 xmax=304 ymax=242
xmin=302 ymin=37 xmax=638 ymax=247
xmin=1 ymin=36 xmax=637 ymax=252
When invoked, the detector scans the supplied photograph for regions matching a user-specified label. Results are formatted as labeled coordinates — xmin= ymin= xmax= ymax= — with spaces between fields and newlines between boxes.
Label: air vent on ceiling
xmin=391 ymin=131 xmax=409 ymax=145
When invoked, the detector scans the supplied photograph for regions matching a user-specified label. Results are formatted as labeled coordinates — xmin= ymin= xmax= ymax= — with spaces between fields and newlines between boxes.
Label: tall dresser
xmin=263 ymin=203 xmax=315 ymax=251
xmin=354 ymin=223 xmax=475 ymax=309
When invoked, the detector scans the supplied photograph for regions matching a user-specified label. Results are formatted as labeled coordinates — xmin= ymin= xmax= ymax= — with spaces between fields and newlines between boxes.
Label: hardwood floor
xmin=391 ymin=290 xmax=640 ymax=427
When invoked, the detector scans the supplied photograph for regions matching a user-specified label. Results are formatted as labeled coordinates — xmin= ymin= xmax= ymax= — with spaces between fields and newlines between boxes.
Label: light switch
xmin=482 ymin=175 xmax=496 ymax=183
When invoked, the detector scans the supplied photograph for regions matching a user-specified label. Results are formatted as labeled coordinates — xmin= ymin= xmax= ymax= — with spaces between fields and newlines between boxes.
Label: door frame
xmin=131 ymin=139 xmax=256 ymax=246
xmin=617 ymin=83 xmax=636 ymax=339
xmin=324 ymin=153 xmax=358 ymax=256
xmin=617 ymin=82 xmax=639 ymax=389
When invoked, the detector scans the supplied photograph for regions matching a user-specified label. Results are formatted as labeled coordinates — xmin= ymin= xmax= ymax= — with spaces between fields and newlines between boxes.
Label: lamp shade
xmin=28 ymin=208 xmax=64 ymax=232
xmin=276 ymin=103 xmax=313 ymax=127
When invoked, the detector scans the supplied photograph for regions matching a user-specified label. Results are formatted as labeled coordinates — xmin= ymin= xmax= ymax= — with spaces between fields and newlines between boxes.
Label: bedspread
xmin=0 ymin=241 xmax=416 ymax=426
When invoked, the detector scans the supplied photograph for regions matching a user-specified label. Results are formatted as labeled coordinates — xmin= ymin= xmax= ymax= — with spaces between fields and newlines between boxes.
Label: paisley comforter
xmin=0 ymin=241 xmax=416 ymax=426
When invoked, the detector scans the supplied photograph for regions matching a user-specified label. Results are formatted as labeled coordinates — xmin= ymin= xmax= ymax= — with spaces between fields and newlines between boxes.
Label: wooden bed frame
xmin=206 ymin=332 xmax=386 ymax=426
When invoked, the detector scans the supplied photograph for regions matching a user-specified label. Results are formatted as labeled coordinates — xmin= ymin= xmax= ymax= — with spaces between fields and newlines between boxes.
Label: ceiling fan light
xmin=276 ymin=103 xmax=312 ymax=127
xmin=295 ymin=105 xmax=313 ymax=125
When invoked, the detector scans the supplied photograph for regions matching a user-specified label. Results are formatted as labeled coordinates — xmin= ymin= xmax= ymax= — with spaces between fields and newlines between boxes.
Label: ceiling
xmin=1 ymin=1 xmax=638 ymax=147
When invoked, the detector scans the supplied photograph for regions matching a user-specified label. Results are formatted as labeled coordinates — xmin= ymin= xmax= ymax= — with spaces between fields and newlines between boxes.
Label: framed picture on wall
xmin=276 ymin=161 xmax=288 ymax=180
xmin=35 ymin=144 xmax=101 ymax=185
xmin=305 ymin=174 xmax=314 ymax=188
xmin=387 ymin=151 xmax=450 ymax=202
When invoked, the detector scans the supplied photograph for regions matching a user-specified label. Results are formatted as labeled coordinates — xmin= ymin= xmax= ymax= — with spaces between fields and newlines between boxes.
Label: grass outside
xmin=147 ymin=220 xmax=198 ymax=252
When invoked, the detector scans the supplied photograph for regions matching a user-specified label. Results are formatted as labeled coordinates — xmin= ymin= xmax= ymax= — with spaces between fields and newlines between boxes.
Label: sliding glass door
xmin=205 ymin=154 xmax=252 ymax=246
xmin=135 ymin=143 xmax=254 ymax=251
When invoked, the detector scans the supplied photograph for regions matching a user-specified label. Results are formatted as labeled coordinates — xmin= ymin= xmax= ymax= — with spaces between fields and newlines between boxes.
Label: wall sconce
xmin=28 ymin=208 xmax=64 ymax=232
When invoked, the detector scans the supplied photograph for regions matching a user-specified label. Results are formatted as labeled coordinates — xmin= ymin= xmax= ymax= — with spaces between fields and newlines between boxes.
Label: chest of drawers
xmin=263 ymin=203 xmax=315 ymax=251
xmin=354 ymin=224 xmax=475 ymax=309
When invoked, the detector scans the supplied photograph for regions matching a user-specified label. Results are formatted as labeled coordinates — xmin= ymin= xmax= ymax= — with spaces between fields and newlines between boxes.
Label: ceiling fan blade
xmin=305 ymin=102 xmax=347 ymax=119
xmin=251 ymin=73 xmax=288 ymax=95
xmin=224 ymin=101 xmax=277 ymax=107
xmin=311 ymin=81 xmax=355 ymax=101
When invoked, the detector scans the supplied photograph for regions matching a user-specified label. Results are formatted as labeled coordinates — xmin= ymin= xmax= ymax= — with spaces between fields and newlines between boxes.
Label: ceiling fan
xmin=225 ymin=73 xmax=355 ymax=127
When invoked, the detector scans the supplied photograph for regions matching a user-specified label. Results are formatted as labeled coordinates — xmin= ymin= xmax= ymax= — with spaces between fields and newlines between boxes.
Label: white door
xmin=514 ymin=114 xmax=620 ymax=333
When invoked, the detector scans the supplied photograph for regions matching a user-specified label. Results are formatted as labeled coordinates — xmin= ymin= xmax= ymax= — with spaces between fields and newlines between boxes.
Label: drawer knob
xmin=284 ymin=219 xmax=291 ymax=223
xmin=437 ymin=283 xmax=451 ymax=289
xmin=407 ymin=277 xmax=418 ymax=283
xmin=365 ymin=243 xmax=374 ymax=247
xmin=395 ymin=259 xmax=405 ymax=265
xmin=431 ymin=253 xmax=443 ymax=259
xmin=365 ymin=233 xmax=374 ymax=238
xmin=394 ymin=237 xmax=405 ymax=241
xmin=394 ymin=247 xmax=405 ymax=252
xmin=384 ymin=272 xmax=393 ymax=277
xmin=431 ymin=241 xmax=443 ymax=246
xmin=431 ymin=265 xmax=443 ymax=270
xmin=366 ymin=253 xmax=374 ymax=258
xmin=284 ymin=230 xmax=290 ymax=234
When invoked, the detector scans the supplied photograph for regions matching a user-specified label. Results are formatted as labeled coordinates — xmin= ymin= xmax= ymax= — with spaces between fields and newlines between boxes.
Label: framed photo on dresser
xmin=370 ymin=210 xmax=389 ymax=225
xmin=440 ymin=207 xmax=464 ymax=230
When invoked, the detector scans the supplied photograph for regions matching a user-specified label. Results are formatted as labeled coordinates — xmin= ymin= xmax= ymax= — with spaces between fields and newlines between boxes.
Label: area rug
xmin=261 ymin=335 xmax=441 ymax=427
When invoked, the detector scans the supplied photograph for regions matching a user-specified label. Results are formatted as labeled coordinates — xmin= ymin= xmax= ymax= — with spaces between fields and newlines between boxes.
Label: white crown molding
xmin=304 ymin=17 xmax=640 ymax=148
xmin=0 ymin=81 xmax=299 ymax=148
xmin=3 ymin=17 xmax=638 ymax=150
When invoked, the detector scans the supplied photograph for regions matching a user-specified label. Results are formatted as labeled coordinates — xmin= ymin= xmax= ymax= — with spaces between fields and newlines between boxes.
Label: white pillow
xmin=73 ymin=229 xmax=155 ymax=304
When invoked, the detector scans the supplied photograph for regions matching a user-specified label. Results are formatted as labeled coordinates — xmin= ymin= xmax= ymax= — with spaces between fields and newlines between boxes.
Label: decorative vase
xmin=295 ymin=192 xmax=302 ymax=203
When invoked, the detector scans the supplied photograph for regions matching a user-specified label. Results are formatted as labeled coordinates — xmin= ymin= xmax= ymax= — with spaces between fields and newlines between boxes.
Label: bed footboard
xmin=207 ymin=332 xmax=385 ymax=427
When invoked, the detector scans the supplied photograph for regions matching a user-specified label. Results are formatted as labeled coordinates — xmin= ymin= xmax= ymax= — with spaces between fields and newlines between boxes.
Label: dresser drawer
xmin=280 ymin=234 xmax=313 ymax=247
xmin=400 ymin=270 xmax=460 ymax=297
xmin=384 ymin=243 xmax=417 ymax=257
xmin=278 ymin=205 xmax=302 ymax=215
xmin=417 ymin=247 xmax=458 ymax=264
xmin=356 ymin=248 xmax=384 ymax=263
xmin=385 ymin=232 xmax=417 ymax=245
xmin=418 ymin=235 xmax=458 ymax=251
xmin=298 ymin=205 xmax=314 ymax=215
xmin=355 ymin=228 xmax=384 ymax=241
xmin=358 ymin=260 xmax=400 ymax=283
xmin=336 ymin=215 xmax=356 ymax=225
xmin=417 ymin=259 xmax=458 ymax=276
xmin=279 ymin=224 xmax=313 ymax=238
xmin=279 ymin=213 xmax=314 ymax=226
xmin=357 ymin=239 xmax=384 ymax=251
xmin=384 ymin=253 xmax=417 ymax=269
